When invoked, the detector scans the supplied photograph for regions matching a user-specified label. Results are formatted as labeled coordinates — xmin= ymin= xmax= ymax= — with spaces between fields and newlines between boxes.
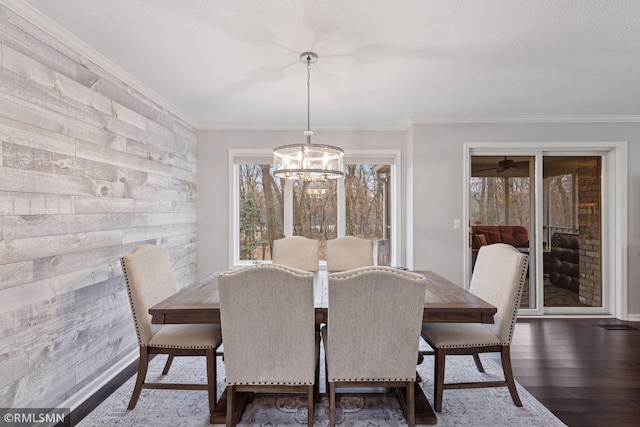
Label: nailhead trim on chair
xmin=330 ymin=266 xmax=425 ymax=281
xmin=148 ymin=343 xmax=219 ymax=349
xmin=329 ymin=377 xmax=416 ymax=382
xmin=228 ymin=381 xmax=315 ymax=385
xmin=121 ymin=254 xmax=145 ymax=347
xmin=220 ymin=263 xmax=313 ymax=278
xmin=505 ymin=254 xmax=529 ymax=345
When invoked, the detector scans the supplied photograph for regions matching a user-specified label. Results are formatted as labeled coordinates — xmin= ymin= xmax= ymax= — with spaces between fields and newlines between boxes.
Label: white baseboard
xmin=60 ymin=349 xmax=138 ymax=411
xmin=627 ymin=314 xmax=640 ymax=321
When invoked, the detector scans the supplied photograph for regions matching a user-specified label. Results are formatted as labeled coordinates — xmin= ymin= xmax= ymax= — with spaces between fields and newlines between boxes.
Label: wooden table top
xmin=149 ymin=269 xmax=496 ymax=325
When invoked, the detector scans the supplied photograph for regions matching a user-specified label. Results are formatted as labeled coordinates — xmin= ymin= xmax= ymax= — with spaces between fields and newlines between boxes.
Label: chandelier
xmin=272 ymin=52 xmax=344 ymax=182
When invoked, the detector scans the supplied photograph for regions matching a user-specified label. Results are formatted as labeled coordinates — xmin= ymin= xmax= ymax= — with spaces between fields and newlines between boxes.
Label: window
xmin=231 ymin=150 xmax=400 ymax=267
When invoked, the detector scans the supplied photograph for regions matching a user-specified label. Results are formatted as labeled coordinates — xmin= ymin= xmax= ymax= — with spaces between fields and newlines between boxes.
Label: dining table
xmin=149 ymin=269 xmax=497 ymax=425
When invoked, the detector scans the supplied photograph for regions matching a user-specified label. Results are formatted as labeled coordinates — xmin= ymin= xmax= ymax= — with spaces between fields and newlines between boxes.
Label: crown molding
xmin=2 ymin=0 xmax=198 ymax=129
xmin=410 ymin=115 xmax=640 ymax=124
xmin=198 ymin=122 xmax=411 ymax=132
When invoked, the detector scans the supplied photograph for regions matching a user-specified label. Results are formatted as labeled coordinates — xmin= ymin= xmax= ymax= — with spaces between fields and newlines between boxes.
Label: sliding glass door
xmin=469 ymin=152 xmax=606 ymax=314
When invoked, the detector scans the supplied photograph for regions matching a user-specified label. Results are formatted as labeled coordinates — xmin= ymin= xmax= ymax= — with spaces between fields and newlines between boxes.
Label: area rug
xmin=77 ymin=351 xmax=565 ymax=427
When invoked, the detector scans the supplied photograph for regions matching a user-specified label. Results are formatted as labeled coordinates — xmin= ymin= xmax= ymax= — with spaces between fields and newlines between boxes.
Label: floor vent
xmin=598 ymin=324 xmax=638 ymax=330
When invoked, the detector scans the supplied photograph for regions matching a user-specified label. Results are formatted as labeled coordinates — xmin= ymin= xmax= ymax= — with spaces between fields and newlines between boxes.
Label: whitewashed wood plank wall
xmin=0 ymin=4 xmax=198 ymax=408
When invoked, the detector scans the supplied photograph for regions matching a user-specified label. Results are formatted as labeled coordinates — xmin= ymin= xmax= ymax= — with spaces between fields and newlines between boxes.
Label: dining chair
xmin=326 ymin=236 xmax=373 ymax=271
xmin=322 ymin=266 xmax=427 ymax=427
xmin=121 ymin=245 xmax=222 ymax=415
xmin=218 ymin=264 xmax=319 ymax=427
xmin=272 ymin=235 xmax=320 ymax=271
xmin=420 ymin=243 xmax=528 ymax=412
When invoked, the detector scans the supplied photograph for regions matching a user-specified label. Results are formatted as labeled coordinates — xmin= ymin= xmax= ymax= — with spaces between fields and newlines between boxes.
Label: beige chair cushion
xmin=121 ymin=245 xmax=179 ymax=346
xmin=468 ymin=243 xmax=528 ymax=344
xmin=272 ymin=236 xmax=320 ymax=271
xmin=147 ymin=323 xmax=222 ymax=349
xmin=421 ymin=323 xmax=501 ymax=348
xmin=326 ymin=266 xmax=426 ymax=382
xmin=326 ymin=236 xmax=374 ymax=271
xmin=218 ymin=264 xmax=316 ymax=385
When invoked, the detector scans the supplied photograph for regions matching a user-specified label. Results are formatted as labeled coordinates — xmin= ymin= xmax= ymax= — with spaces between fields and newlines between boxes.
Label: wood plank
xmin=122 ymin=223 xmax=196 ymax=244
xmin=0 ymin=92 xmax=121 ymax=149
xmin=32 ymin=240 xmax=153 ymax=281
xmin=0 ymin=166 xmax=126 ymax=197
xmin=76 ymin=139 xmax=172 ymax=177
xmin=0 ymin=264 xmax=109 ymax=314
xmin=72 ymin=196 xmax=177 ymax=214
xmin=3 ymin=213 xmax=149 ymax=239
xmin=0 ymin=191 xmax=73 ymax=215
xmin=0 ymin=260 xmax=33 ymax=290
xmin=0 ymin=116 xmax=76 ymax=157
xmin=0 ymin=229 xmax=123 ymax=264
xmin=2 ymin=142 xmax=148 ymax=185
xmin=0 ymin=10 xmax=77 ymax=80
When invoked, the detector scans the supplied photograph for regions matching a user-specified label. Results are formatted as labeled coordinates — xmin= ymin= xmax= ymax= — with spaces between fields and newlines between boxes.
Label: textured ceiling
xmin=12 ymin=0 xmax=640 ymax=128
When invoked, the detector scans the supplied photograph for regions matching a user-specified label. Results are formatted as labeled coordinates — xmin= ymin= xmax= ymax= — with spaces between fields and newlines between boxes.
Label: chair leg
xmin=127 ymin=347 xmax=149 ymax=410
xmin=226 ymin=385 xmax=235 ymax=427
xmin=500 ymin=346 xmax=522 ymax=407
xmin=406 ymin=381 xmax=415 ymax=427
xmin=433 ymin=348 xmax=446 ymax=412
xmin=161 ymin=354 xmax=175 ymax=375
xmin=329 ymin=382 xmax=336 ymax=427
xmin=472 ymin=352 xmax=485 ymax=373
xmin=206 ymin=348 xmax=217 ymax=414
xmin=307 ymin=384 xmax=315 ymax=427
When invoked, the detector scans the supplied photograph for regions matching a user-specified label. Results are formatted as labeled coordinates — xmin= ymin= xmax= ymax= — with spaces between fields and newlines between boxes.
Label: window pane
xmin=293 ymin=181 xmax=337 ymax=260
xmin=469 ymin=176 xmax=530 ymax=226
xmin=238 ymin=164 xmax=284 ymax=261
xmin=345 ymin=164 xmax=390 ymax=240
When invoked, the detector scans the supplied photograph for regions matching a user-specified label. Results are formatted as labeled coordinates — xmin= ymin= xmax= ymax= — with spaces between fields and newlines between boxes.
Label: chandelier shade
xmin=272 ymin=52 xmax=344 ymax=182
xmin=272 ymin=142 xmax=344 ymax=181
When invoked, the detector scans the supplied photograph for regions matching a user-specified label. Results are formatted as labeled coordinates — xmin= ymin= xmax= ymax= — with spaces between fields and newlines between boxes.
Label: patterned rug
xmin=78 ymin=351 xmax=565 ymax=427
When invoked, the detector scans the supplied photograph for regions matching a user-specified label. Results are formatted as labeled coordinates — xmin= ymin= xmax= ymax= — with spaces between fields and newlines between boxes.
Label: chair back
xmin=218 ymin=264 xmax=316 ymax=385
xmin=470 ymin=243 xmax=529 ymax=345
xmin=272 ymin=236 xmax=320 ymax=271
xmin=326 ymin=236 xmax=373 ymax=271
xmin=121 ymin=245 xmax=177 ymax=346
xmin=326 ymin=266 xmax=426 ymax=382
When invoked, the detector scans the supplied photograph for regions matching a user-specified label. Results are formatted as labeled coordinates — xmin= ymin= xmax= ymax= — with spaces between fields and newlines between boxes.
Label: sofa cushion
xmin=472 ymin=225 xmax=529 ymax=248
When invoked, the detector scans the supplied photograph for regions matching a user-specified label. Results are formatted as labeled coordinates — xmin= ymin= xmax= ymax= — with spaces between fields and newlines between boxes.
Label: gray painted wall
xmin=0 ymin=5 xmax=197 ymax=407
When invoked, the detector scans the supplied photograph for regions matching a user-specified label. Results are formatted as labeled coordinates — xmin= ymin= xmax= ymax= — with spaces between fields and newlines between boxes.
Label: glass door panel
xmin=543 ymin=156 xmax=603 ymax=309
xmin=470 ymin=156 xmax=535 ymax=309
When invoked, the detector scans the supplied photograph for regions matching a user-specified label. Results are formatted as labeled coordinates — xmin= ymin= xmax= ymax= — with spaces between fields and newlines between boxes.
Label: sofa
xmin=545 ymin=232 xmax=580 ymax=292
xmin=471 ymin=225 xmax=529 ymax=251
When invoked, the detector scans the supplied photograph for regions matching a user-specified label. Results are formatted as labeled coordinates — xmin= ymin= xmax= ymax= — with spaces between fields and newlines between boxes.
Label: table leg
xmin=210 ymin=386 xmax=248 ymax=424
xmin=395 ymin=381 xmax=437 ymax=425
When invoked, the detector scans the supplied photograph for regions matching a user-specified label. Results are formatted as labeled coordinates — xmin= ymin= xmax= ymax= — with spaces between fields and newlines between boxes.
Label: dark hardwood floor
xmin=508 ymin=318 xmax=640 ymax=427
xmin=70 ymin=318 xmax=640 ymax=426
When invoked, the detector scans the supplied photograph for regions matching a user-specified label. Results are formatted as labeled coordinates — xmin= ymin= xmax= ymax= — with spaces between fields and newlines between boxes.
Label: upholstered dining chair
xmin=420 ymin=243 xmax=529 ymax=412
xmin=322 ymin=266 xmax=427 ymax=427
xmin=326 ymin=236 xmax=373 ymax=271
xmin=272 ymin=235 xmax=320 ymax=271
xmin=121 ymin=245 xmax=222 ymax=415
xmin=218 ymin=264 xmax=319 ymax=427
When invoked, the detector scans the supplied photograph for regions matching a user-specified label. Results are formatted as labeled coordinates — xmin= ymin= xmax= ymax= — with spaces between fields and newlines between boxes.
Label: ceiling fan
xmin=473 ymin=156 xmax=529 ymax=174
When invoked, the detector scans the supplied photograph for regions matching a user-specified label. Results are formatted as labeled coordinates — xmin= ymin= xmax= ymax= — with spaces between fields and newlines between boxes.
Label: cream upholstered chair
xmin=272 ymin=236 xmax=320 ymax=271
xmin=121 ymin=245 xmax=222 ymax=415
xmin=218 ymin=264 xmax=319 ymax=427
xmin=421 ymin=243 xmax=528 ymax=412
xmin=326 ymin=236 xmax=373 ymax=271
xmin=322 ymin=266 xmax=427 ymax=427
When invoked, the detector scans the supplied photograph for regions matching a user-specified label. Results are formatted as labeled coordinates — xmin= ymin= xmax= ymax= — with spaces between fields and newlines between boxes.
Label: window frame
xmin=229 ymin=149 xmax=401 ymax=268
